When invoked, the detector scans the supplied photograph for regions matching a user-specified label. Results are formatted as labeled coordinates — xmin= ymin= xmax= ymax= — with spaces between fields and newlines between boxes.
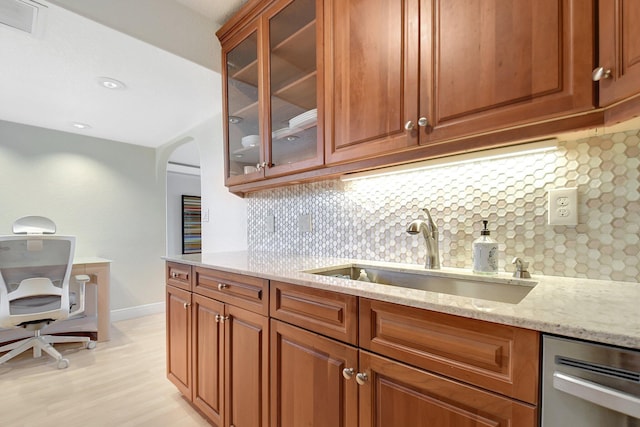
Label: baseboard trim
xmin=110 ymin=302 xmax=165 ymax=322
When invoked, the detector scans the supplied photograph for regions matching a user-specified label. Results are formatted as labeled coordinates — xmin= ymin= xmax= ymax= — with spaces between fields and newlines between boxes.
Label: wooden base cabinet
xmin=191 ymin=294 xmax=224 ymax=425
xmin=166 ymin=285 xmax=192 ymax=399
xmin=270 ymin=320 xmax=358 ymax=427
xmin=225 ymin=304 xmax=270 ymax=427
xmin=359 ymin=351 xmax=537 ymax=427
xmin=167 ymin=264 xmax=269 ymax=427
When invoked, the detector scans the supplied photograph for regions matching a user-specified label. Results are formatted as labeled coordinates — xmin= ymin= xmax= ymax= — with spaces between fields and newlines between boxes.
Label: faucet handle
xmin=511 ymin=257 xmax=531 ymax=278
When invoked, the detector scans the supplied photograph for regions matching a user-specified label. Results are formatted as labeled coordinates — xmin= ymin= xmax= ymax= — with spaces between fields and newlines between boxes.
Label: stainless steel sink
xmin=306 ymin=264 xmax=536 ymax=304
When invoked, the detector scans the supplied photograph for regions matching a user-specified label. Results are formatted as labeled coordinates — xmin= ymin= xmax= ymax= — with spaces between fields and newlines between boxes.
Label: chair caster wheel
xmin=57 ymin=359 xmax=69 ymax=369
xmin=86 ymin=341 xmax=96 ymax=349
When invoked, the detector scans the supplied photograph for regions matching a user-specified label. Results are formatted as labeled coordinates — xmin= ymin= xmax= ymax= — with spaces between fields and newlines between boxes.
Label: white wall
xmin=48 ymin=0 xmax=221 ymax=72
xmin=199 ymin=113 xmax=248 ymax=252
xmin=159 ymin=112 xmax=247 ymax=253
xmin=166 ymin=172 xmax=201 ymax=255
xmin=0 ymin=120 xmax=166 ymax=311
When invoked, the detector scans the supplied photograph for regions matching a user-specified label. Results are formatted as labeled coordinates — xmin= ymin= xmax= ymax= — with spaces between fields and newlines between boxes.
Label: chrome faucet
xmin=406 ymin=208 xmax=440 ymax=269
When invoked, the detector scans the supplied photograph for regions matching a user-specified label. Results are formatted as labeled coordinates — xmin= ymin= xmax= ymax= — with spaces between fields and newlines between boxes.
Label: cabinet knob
xmin=171 ymin=272 xmax=178 ymax=278
xmin=356 ymin=372 xmax=368 ymax=385
xmin=218 ymin=283 xmax=228 ymax=291
xmin=255 ymin=162 xmax=268 ymax=171
xmin=404 ymin=120 xmax=415 ymax=131
xmin=342 ymin=368 xmax=355 ymax=380
xmin=592 ymin=66 xmax=612 ymax=81
xmin=418 ymin=117 xmax=429 ymax=127
xmin=183 ymin=302 xmax=190 ymax=309
xmin=217 ymin=315 xmax=230 ymax=323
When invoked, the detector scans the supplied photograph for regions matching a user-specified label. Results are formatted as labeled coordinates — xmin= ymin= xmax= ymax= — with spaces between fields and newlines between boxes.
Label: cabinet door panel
xmin=225 ymin=305 xmax=269 ymax=427
xmin=271 ymin=320 xmax=358 ymax=427
xmin=360 ymin=298 xmax=539 ymax=404
xmin=422 ymin=0 xmax=594 ymax=143
xmin=270 ymin=281 xmax=358 ymax=344
xmin=359 ymin=351 xmax=537 ymax=427
xmin=265 ymin=0 xmax=324 ymax=176
xmin=166 ymin=285 xmax=192 ymax=399
xmin=223 ymin=23 xmax=265 ymax=186
xmin=325 ymin=0 xmax=419 ymax=164
xmin=192 ymin=294 xmax=224 ymax=425
xmin=598 ymin=0 xmax=640 ymax=106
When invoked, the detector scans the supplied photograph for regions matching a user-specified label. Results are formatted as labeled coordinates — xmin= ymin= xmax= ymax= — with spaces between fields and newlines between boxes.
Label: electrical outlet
xmin=298 ymin=214 xmax=312 ymax=232
xmin=265 ymin=214 xmax=275 ymax=233
xmin=548 ymin=188 xmax=578 ymax=225
xmin=202 ymin=208 xmax=210 ymax=223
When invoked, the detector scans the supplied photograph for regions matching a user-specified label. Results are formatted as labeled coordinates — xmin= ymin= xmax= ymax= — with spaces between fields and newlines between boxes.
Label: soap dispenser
xmin=472 ymin=220 xmax=498 ymax=274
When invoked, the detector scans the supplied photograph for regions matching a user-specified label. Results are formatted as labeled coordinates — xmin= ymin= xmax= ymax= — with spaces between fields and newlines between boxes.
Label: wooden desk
xmin=72 ymin=257 xmax=111 ymax=341
xmin=0 ymin=257 xmax=111 ymax=343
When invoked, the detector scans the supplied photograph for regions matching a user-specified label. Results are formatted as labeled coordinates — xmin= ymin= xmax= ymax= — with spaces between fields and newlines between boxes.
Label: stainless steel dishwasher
xmin=542 ymin=334 xmax=640 ymax=426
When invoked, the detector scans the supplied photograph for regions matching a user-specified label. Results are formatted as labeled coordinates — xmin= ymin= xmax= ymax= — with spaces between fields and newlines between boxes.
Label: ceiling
xmin=0 ymin=0 xmax=246 ymax=150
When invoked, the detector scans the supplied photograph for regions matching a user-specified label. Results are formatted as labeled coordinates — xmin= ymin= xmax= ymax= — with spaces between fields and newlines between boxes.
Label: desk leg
xmin=86 ymin=263 xmax=111 ymax=342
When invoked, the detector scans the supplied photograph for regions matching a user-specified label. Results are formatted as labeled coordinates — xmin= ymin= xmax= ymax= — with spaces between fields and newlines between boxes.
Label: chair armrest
xmin=69 ymin=275 xmax=90 ymax=317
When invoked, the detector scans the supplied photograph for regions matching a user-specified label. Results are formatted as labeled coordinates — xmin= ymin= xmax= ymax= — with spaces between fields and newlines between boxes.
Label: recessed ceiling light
xmin=72 ymin=122 xmax=91 ymax=130
xmin=97 ymin=77 xmax=127 ymax=90
xmin=229 ymin=116 xmax=243 ymax=124
xmin=286 ymin=135 xmax=299 ymax=142
xmin=234 ymin=154 xmax=244 ymax=158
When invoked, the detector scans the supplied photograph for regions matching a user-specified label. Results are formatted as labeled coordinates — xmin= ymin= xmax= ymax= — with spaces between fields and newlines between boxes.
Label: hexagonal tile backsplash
xmin=247 ymin=129 xmax=640 ymax=283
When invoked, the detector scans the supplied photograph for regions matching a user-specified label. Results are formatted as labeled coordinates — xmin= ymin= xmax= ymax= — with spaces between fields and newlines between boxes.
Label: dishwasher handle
xmin=553 ymin=371 xmax=640 ymax=419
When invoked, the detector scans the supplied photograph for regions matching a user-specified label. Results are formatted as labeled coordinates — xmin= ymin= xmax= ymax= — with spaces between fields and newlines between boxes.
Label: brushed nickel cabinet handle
xmin=183 ymin=302 xmax=190 ymax=309
xmin=342 ymin=368 xmax=355 ymax=380
xmin=418 ymin=117 xmax=428 ymax=127
xmin=404 ymin=120 xmax=415 ymax=131
xmin=356 ymin=372 xmax=368 ymax=385
xmin=218 ymin=283 xmax=228 ymax=291
xmin=592 ymin=66 xmax=612 ymax=81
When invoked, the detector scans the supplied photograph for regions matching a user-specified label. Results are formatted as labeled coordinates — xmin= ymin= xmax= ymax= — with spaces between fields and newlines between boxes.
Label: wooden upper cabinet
xmin=220 ymin=0 xmax=323 ymax=186
xmin=597 ymin=0 xmax=640 ymax=107
xmin=223 ymin=22 xmax=264 ymax=185
xmin=263 ymin=0 xmax=324 ymax=177
xmin=422 ymin=0 xmax=595 ymax=144
xmin=324 ymin=0 xmax=420 ymax=164
xmin=324 ymin=0 xmax=595 ymax=165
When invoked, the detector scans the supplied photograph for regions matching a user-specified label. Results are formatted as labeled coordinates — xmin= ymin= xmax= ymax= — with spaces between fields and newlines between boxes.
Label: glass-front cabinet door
xmin=224 ymin=26 xmax=263 ymax=184
xmin=264 ymin=0 xmax=323 ymax=177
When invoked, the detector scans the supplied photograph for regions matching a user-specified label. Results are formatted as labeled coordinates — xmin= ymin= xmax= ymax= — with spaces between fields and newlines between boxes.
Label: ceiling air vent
xmin=0 ymin=0 xmax=46 ymax=35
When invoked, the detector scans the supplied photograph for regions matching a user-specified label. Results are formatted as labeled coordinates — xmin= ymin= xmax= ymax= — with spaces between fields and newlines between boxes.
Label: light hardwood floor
xmin=0 ymin=313 xmax=210 ymax=427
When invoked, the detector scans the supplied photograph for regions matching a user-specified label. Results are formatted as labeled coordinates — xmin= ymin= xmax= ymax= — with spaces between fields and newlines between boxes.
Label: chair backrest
xmin=0 ymin=235 xmax=76 ymax=328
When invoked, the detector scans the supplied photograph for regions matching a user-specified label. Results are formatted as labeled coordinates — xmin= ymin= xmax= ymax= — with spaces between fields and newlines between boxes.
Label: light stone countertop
xmin=163 ymin=251 xmax=640 ymax=350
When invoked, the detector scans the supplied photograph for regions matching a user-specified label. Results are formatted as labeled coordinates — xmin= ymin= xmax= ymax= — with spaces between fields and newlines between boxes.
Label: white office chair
xmin=0 ymin=216 xmax=95 ymax=369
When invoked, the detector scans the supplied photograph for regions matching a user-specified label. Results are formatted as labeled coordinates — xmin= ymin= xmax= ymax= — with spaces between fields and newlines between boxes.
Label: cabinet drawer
xmin=166 ymin=262 xmax=193 ymax=291
xmin=270 ymin=281 xmax=357 ymax=345
xmin=359 ymin=298 xmax=539 ymax=404
xmin=194 ymin=267 xmax=268 ymax=315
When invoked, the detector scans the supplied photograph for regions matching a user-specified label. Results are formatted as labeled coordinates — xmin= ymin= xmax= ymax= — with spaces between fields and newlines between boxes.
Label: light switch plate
xmin=298 ymin=214 xmax=312 ymax=232
xmin=265 ymin=214 xmax=275 ymax=233
xmin=202 ymin=208 xmax=210 ymax=223
xmin=548 ymin=187 xmax=578 ymax=225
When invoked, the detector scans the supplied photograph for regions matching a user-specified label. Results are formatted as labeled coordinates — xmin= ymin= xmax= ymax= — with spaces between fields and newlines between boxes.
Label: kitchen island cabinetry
xmin=324 ymin=0 xmax=594 ymax=165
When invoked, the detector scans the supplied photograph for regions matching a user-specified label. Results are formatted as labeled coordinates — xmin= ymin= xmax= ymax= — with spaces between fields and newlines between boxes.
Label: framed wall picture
xmin=182 ymin=195 xmax=201 ymax=254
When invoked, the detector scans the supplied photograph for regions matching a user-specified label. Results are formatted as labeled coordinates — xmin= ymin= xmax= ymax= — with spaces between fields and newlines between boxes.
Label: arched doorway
xmin=166 ymin=139 xmax=201 ymax=255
